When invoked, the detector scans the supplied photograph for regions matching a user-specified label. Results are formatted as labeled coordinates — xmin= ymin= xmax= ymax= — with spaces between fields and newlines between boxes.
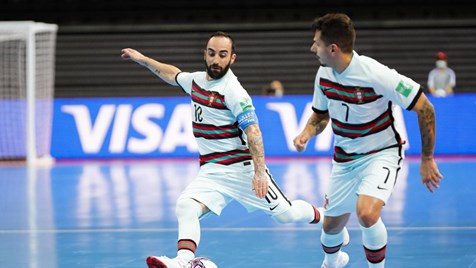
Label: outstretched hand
xmin=420 ymin=158 xmax=443 ymax=192
xmin=121 ymin=48 xmax=147 ymax=66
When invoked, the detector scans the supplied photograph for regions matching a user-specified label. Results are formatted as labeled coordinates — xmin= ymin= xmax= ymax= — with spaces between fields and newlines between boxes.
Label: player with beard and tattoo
xmin=121 ymin=31 xmax=349 ymax=268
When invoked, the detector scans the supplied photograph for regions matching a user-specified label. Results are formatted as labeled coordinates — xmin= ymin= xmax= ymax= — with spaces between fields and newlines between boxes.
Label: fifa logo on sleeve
xmin=395 ymin=80 xmax=413 ymax=97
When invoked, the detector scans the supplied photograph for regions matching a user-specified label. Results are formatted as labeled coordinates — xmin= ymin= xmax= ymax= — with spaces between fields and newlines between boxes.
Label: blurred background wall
xmin=2 ymin=0 xmax=475 ymax=97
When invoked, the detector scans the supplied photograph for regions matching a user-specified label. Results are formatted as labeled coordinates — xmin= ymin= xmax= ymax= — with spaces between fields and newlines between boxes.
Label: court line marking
xmin=1 ymin=226 xmax=476 ymax=234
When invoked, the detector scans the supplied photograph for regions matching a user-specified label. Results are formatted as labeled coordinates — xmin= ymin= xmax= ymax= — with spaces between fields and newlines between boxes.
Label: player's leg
xmin=219 ymin=168 xmax=322 ymax=224
xmin=147 ymin=174 xmax=231 ymax=268
xmin=320 ymin=160 xmax=360 ymax=268
xmin=237 ymin=169 xmax=353 ymax=263
xmin=321 ymin=214 xmax=351 ymax=268
xmin=147 ymin=197 xmax=206 ymax=268
xmin=357 ymin=195 xmax=387 ymax=268
xmin=356 ymin=149 xmax=402 ymax=268
xmin=270 ymin=194 xmax=322 ymax=224
xmin=261 ymin=169 xmax=323 ymax=224
xmin=175 ymin=198 xmax=209 ymax=261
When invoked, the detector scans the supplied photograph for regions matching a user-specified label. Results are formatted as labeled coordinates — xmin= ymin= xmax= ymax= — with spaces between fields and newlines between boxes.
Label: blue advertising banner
xmin=51 ymin=94 xmax=476 ymax=159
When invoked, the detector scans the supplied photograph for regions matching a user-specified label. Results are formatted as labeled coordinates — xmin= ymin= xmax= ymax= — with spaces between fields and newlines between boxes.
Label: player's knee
xmin=357 ymin=209 xmax=379 ymax=227
xmin=175 ymin=198 xmax=202 ymax=220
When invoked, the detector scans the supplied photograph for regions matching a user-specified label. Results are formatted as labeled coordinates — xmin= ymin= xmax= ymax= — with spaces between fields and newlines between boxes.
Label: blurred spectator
xmin=427 ymin=51 xmax=456 ymax=97
xmin=262 ymin=80 xmax=285 ymax=97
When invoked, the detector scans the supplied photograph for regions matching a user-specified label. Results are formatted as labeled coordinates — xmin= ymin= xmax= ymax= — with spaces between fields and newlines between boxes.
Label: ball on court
xmin=186 ymin=257 xmax=218 ymax=268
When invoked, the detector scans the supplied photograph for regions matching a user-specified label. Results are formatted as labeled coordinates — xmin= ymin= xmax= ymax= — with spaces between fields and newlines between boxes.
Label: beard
xmin=205 ymin=61 xmax=231 ymax=80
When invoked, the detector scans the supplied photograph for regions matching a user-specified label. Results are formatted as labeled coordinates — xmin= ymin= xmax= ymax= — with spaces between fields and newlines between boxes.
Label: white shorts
xmin=325 ymin=147 xmax=404 ymax=217
xmin=177 ymin=169 xmax=292 ymax=218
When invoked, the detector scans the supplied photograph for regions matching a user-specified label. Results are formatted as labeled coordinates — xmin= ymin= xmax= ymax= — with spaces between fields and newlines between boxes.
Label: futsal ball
xmin=186 ymin=257 xmax=218 ymax=268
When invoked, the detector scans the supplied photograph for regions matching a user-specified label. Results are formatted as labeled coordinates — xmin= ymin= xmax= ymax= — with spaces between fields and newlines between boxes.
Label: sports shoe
xmin=321 ymin=251 xmax=349 ymax=268
xmin=146 ymin=256 xmax=188 ymax=268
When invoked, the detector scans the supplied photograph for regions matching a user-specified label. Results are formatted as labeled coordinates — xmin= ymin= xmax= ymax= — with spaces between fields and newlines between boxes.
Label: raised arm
xmin=121 ymin=48 xmax=181 ymax=86
xmin=411 ymin=93 xmax=443 ymax=192
xmin=244 ymin=123 xmax=268 ymax=199
xmin=293 ymin=111 xmax=330 ymax=152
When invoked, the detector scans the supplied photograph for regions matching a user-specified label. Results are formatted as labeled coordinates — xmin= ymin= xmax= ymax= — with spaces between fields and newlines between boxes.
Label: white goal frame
xmin=0 ymin=21 xmax=57 ymax=166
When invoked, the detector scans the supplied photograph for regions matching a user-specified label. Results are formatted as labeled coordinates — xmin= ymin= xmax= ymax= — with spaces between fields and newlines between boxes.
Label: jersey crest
xmin=207 ymin=92 xmax=217 ymax=106
xmin=191 ymin=80 xmax=226 ymax=109
xmin=354 ymin=87 xmax=364 ymax=104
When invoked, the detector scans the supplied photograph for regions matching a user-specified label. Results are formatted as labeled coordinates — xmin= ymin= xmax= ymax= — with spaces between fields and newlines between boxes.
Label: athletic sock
xmin=291 ymin=200 xmax=321 ymax=223
xmin=310 ymin=205 xmax=322 ymax=224
xmin=176 ymin=198 xmax=203 ymax=260
xmin=177 ymin=240 xmax=196 ymax=260
xmin=361 ymin=218 xmax=387 ymax=267
xmin=321 ymin=229 xmax=346 ymax=264
xmin=273 ymin=199 xmax=320 ymax=224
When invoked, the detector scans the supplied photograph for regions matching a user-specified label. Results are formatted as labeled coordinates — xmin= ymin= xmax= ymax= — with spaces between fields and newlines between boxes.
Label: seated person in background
xmin=262 ymin=80 xmax=285 ymax=97
xmin=427 ymin=51 xmax=456 ymax=97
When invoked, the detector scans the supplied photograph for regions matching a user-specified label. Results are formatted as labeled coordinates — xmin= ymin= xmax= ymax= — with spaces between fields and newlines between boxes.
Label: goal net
xmin=0 ymin=22 xmax=57 ymax=165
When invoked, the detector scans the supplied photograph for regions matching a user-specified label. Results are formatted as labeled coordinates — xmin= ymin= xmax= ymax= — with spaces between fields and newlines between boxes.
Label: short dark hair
xmin=206 ymin=31 xmax=236 ymax=53
xmin=311 ymin=13 xmax=355 ymax=53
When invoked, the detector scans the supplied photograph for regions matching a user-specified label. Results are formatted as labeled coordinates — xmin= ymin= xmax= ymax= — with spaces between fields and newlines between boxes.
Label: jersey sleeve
xmin=225 ymin=80 xmax=257 ymax=124
xmin=370 ymin=61 xmax=422 ymax=110
xmin=312 ymin=70 xmax=329 ymax=113
xmin=175 ymin=72 xmax=194 ymax=95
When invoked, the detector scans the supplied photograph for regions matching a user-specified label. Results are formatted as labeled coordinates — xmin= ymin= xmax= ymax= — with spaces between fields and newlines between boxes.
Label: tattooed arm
xmin=121 ymin=48 xmax=181 ymax=86
xmin=412 ymin=93 xmax=444 ymax=192
xmin=244 ymin=124 xmax=269 ymax=199
xmin=293 ymin=111 xmax=330 ymax=152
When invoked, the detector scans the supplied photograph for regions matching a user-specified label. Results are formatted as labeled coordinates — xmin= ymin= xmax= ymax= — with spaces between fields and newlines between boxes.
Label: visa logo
xmin=61 ymin=103 xmax=198 ymax=154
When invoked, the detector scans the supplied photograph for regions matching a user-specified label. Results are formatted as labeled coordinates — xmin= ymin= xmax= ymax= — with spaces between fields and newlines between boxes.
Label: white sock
xmin=321 ymin=229 xmax=346 ymax=264
xmin=361 ymin=218 xmax=387 ymax=267
xmin=175 ymin=198 xmax=203 ymax=260
xmin=272 ymin=200 xmax=320 ymax=224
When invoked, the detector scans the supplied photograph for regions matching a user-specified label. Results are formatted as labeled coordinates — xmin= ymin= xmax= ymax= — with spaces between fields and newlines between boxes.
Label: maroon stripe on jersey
xmin=319 ymin=78 xmax=382 ymax=104
xmin=193 ymin=122 xmax=241 ymax=139
xmin=332 ymin=109 xmax=393 ymax=139
xmin=199 ymin=149 xmax=252 ymax=166
xmin=333 ymin=144 xmax=401 ymax=163
xmin=191 ymin=81 xmax=227 ymax=109
xmin=333 ymin=146 xmax=379 ymax=163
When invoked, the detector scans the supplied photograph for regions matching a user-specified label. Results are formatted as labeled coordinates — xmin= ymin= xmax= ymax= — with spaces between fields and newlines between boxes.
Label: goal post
xmin=0 ymin=21 xmax=57 ymax=165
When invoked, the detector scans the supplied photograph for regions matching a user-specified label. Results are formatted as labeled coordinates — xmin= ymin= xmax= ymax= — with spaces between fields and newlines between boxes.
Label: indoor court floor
xmin=0 ymin=156 xmax=475 ymax=268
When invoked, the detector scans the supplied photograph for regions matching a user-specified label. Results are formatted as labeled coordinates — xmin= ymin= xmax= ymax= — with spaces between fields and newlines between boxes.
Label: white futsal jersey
xmin=176 ymin=69 xmax=255 ymax=173
xmin=313 ymin=51 xmax=423 ymax=162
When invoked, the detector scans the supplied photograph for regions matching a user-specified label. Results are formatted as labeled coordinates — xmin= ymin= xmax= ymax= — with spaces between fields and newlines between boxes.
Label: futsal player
xmin=293 ymin=13 xmax=443 ymax=268
xmin=121 ymin=31 xmax=349 ymax=268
